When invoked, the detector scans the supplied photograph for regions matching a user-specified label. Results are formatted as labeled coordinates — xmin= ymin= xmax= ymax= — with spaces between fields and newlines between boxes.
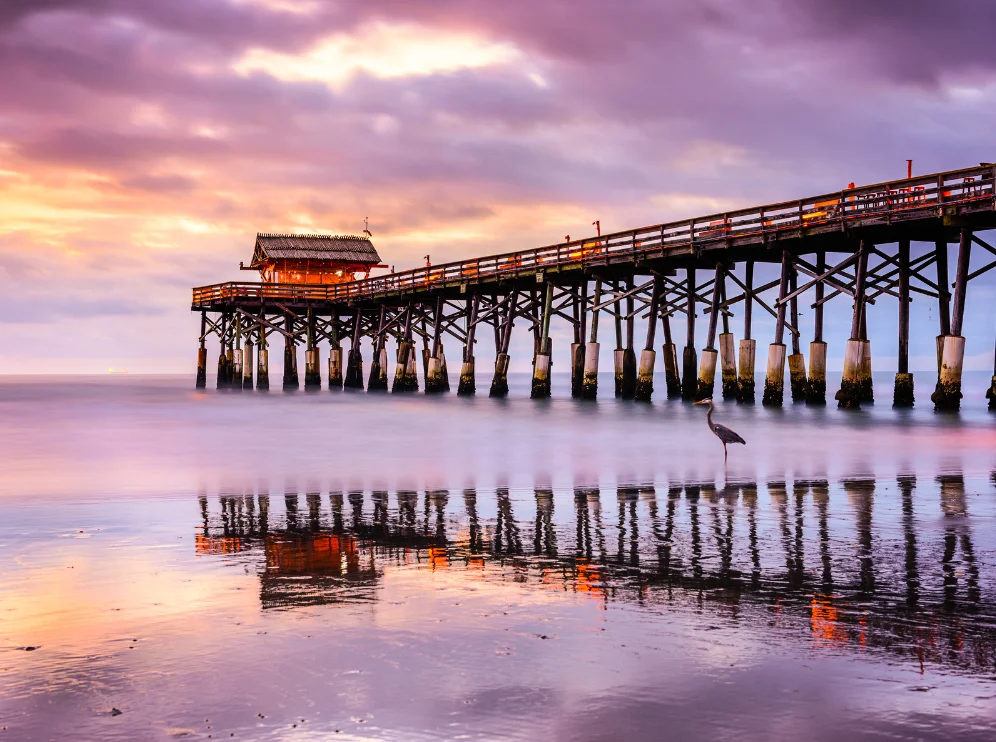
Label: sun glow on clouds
xmin=233 ymin=22 xmax=521 ymax=89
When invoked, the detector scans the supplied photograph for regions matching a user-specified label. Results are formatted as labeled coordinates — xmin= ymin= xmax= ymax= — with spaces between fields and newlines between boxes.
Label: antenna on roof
xmin=363 ymin=217 xmax=372 ymax=238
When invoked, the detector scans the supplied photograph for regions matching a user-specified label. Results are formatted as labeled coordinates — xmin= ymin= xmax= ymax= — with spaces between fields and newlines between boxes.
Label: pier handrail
xmin=192 ymin=164 xmax=995 ymax=307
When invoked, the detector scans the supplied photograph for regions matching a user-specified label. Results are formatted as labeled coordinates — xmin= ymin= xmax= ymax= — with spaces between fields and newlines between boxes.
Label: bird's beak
xmin=693 ymin=399 xmax=708 ymax=405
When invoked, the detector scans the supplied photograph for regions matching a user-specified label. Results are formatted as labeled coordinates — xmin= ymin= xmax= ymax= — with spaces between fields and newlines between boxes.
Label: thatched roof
xmin=250 ymin=233 xmax=381 ymax=265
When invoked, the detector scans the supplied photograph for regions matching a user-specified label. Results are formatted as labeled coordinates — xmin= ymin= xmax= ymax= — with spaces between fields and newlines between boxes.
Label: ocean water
xmin=1 ymin=373 xmax=995 ymax=740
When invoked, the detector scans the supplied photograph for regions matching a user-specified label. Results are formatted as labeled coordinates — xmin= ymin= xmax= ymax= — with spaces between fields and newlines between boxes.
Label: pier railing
xmin=192 ymin=164 xmax=995 ymax=307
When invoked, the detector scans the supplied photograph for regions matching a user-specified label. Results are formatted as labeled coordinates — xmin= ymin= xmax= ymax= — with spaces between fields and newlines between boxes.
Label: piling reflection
xmin=196 ymin=474 xmax=996 ymax=675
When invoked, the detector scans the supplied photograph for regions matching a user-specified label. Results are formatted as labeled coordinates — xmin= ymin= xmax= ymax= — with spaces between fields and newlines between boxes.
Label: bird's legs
xmin=723 ymin=442 xmax=728 ymax=462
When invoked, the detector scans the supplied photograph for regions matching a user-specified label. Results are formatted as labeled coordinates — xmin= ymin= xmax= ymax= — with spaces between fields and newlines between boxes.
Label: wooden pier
xmin=192 ymin=164 xmax=996 ymax=410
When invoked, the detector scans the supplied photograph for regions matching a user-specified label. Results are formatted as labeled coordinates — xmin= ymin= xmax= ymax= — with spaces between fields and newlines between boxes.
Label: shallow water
xmin=1 ymin=375 xmax=995 ymax=740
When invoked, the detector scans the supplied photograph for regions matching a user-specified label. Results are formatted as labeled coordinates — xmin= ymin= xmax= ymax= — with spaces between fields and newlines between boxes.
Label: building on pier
xmin=243 ymin=233 xmax=383 ymax=285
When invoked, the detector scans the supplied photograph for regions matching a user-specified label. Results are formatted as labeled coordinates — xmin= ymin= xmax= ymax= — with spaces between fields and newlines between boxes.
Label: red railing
xmin=193 ymin=165 xmax=995 ymax=307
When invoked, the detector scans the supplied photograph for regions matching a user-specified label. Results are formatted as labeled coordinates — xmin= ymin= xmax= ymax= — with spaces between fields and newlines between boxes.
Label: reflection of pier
xmin=197 ymin=475 xmax=996 ymax=674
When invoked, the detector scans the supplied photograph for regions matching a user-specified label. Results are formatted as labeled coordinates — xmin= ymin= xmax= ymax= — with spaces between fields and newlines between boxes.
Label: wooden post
xmin=935 ymin=240 xmax=951 ymax=374
xmin=283 ymin=312 xmax=299 ymax=391
xmin=718 ymin=271 xmax=737 ymax=400
xmin=987 ymin=323 xmax=996 ymax=411
xmin=788 ymin=265 xmax=808 ymax=403
xmin=661 ymin=310 xmax=681 ymax=398
xmin=305 ymin=308 xmax=322 ymax=391
xmin=531 ymin=282 xmax=554 ymax=399
xmin=681 ymin=268 xmax=698 ymax=400
xmin=343 ymin=308 xmax=363 ymax=389
xmin=582 ymin=280 xmax=602 ymax=399
xmin=196 ymin=311 xmax=207 ymax=389
xmin=807 ymin=252 xmax=827 ymax=404
xmin=367 ymin=305 xmax=388 ymax=391
xmin=216 ymin=313 xmax=231 ymax=390
xmin=328 ymin=316 xmax=343 ymax=390
xmin=572 ymin=282 xmax=588 ymax=398
xmin=635 ymin=277 xmax=660 ymax=401
xmin=458 ymin=295 xmax=478 ymax=396
xmin=836 ymin=241 xmax=868 ymax=408
xmin=697 ymin=263 xmax=723 ymax=400
xmin=392 ymin=306 xmax=411 ymax=392
xmin=231 ymin=314 xmax=243 ymax=393
xmin=242 ymin=330 xmax=253 ymax=391
xmin=613 ymin=281 xmax=624 ymax=397
xmin=894 ymin=239 xmax=914 ymax=407
xmin=490 ymin=291 xmax=518 ymax=398
xmin=738 ymin=261 xmax=756 ymax=403
xmin=932 ymin=229 xmax=972 ymax=410
xmin=257 ymin=317 xmax=270 ymax=391
xmin=426 ymin=295 xmax=446 ymax=393
xmin=763 ymin=250 xmax=791 ymax=406
xmin=621 ymin=277 xmax=637 ymax=398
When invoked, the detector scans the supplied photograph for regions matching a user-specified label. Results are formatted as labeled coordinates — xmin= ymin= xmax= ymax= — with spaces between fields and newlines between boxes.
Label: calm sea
xmin=1 ymin=373 xmax=995 ymax=740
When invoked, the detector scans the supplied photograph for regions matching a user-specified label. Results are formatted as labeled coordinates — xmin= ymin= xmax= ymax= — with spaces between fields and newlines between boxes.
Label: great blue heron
xmin=694 ymin=398 xmax=746 ymax=461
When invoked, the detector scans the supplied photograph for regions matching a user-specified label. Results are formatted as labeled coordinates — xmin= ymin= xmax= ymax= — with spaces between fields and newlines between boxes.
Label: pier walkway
xmin=191 ymin=164 xmax=996 ymax=410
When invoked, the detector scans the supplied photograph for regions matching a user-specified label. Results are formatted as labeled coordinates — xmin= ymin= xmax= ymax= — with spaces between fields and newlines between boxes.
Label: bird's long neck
xmin=705 ymin=403 xmax=714 ymax=428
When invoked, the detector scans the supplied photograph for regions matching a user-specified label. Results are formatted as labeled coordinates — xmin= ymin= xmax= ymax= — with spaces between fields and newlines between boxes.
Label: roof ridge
xmin=256 ymin=232 xmax=371 ymax=241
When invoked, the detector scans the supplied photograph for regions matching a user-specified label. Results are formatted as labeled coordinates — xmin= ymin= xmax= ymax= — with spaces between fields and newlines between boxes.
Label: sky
xmin=1 ymin=0 xmax=995 ymax=374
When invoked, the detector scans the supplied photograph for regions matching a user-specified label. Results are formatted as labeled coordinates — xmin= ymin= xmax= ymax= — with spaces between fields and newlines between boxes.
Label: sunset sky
xmin=1 ymin=0 xmax=995 ymax=373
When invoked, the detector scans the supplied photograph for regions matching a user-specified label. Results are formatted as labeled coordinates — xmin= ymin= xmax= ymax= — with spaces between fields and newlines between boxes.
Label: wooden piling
xmin=304 ymin=310 xmax=321 ymax=391
xmin=231 ymin=315 xmax=243 ymax=393
xmin=196 ymin=310 xmax=207 ymax=389
xmin=697 ymin=264 xmax=724 ymax=401
xmin=661 ymin=311 xmax=681 ymax=398
xmin=490 ymin=291 xmax=517 ymax=397
xmin=634 ymin=277 xmax=661 ymax=401
xmin=932 ymin=229 xmax=972 ymax=409
xmin=571 ymin=283 xmax=587 ymax=398
xmin=531 ymin=283 xmax=554 ymax=399
xmin=621 ymin=277 xmax=637 ymax=399
xmin=458 ymin=295 xmax=478 ymax=396
xmin=836 ymin=241 xmax=868 ymax=408
xmin=894 ymin=239 xmax=914 ymax=407
xmin=681 ymin=269 xmax=698 ymax=400
xmin=367 ymin=306 xmax=388 ymax=391
xmin=426 ymin=296 xmax=447 ymax=393
xmin=763 ymin=251 xmax=791 ymax=406
xmin=738 ymin=261 xmax=755 ymax=403
xmin=788 ymin=266 xmax=808 ymax=403
xmin=282 ymin=313 xmax=299 ymax=391
xmin=343 ymin=309 xmax=363 ymax=390
xmin=216 ymin=313 xmax=231 ymax=389
xmin=393 ymin=305 xmax=417 ymax=392
xmin=257 ymin=319 xmax=269 ymax=391
xmin=987 ymin=335 xmax=996 ymax=411
xmin=613 ymin=281 xmax=624 ymax=397
xmin=242 ymin=340 xmax=254 ymax=390
xmin=582 ymin=280 xmax=602 ymax=399
xmin=807 ymin=252 xmax=827 ymax=405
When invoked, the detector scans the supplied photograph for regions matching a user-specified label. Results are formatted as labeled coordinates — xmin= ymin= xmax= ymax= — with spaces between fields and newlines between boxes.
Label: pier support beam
xmin=807 ymin=252 xmax=827 ymax=405
xmin=344 ymin=309 xmax=364 ymax=390
xmin=490 ymin=291 xmax=517 ymax=398
xmin=661 ymin=312 xmax=681 ymax=398
xmin=738 ymin=261 xmax=755 ymax=403
xmin=621 ymin=278 xmax=637 ymax=399
xmin=242 ymin=341 xmax=253 ymax=390
xmin=894 ymin=239 xmax=915 ymax=407
xmin=987 ymin=337 xmax=996 ymax=411
xmin=367 ymin=306 xmax=388 ymax=391
xmin=859 ymin=312 xmax=874 ymax=403
xmin=196 ymin=311 xmax=207 ymax=389
xmin=613 ymin=282 xmax=624 ymax=397
xmin=393 ymin=306 xmax=417 ymax=393
xmin=718 ymin=276 xmax=737 ymax=400
xmin=531 ymin=283 xmax=554 ymax=399
xmin=634 ymin=277 xmax=661 ymax=401
xmin=217 ymin=313 xmax=231 ymax=390
xmin=788 ymin=266 xmax=808 ymax=403
xmin=257 ymin=318 xmax=269 ymax=391
xmin=304 ymin=310 xmax=321 ymax=391
xmin=697 ymin=264 xmax=723 ymax=401
xmin=231 ymin=315 xmax=243 ymax=393
xmin=935 ymin=240 xmax=951 ymax=374
xmin=571 ymin=283 xmax=587 ymax=398
xmin=837 ymin=241 xmax=869 ymax=408
xmin=582 ymin=281 xmax=602 ymax=399
xmin=681 ymin=269 xmax=698 ymax=401
xmin=932 ymin=229 xmax=972 ymax=410
xmin=763 ymin=251 xmax=791 ymax=406
xmin=458 ymin=295 xmax=478 ymax=396
xmin=426 ymin=296 xmax=447 ymax=394
xmin=282 ymin=313 xmax=299 ymax=391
